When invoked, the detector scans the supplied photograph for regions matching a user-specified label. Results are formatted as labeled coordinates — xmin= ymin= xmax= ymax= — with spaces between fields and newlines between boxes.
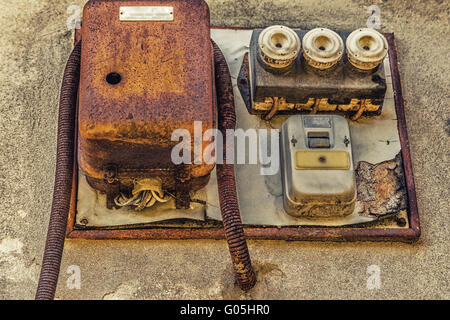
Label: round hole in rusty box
xmin=106 ymin=72 xmax=122 ymax=85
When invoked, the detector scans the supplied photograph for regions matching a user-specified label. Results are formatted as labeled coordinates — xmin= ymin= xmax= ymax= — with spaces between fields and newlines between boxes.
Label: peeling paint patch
xmin=18 ymin=210 xmax=27 ymax=218
xmin=0 ymin=238 xmax=39 ymax=283
xmin=0 ymin=238 xmax=23 ymax=254
xmin=102 ymin=280 xmax=140 ymax=300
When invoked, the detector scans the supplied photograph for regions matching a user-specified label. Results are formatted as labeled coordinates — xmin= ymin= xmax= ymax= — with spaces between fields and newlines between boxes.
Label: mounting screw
xmin=104 ymin=166 xmax=118 ymax=184
xmin=80 ymin=218 xmax=88 ymax=226
xmin=344 ymin=136 xmax=350 ymax=147
xmin=291 ymin=137 xmax=298 ymax=147
xmin=396 ymin=217 xmax=407 ymax=227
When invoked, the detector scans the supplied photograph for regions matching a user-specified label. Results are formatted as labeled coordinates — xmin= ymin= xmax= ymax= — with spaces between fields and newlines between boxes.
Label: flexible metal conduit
xmin=213 ymin=41 xmax=257 ymax=291
xmin=35 ymin=42 xmax=81 ymax=300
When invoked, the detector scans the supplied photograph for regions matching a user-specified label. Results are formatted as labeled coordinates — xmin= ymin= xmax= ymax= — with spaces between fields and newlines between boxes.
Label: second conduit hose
xmin=213 ymin=41 xmax=257 ymax=291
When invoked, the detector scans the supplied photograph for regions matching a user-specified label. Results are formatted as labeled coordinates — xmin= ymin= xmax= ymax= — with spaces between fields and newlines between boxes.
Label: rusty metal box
xmin=78 ymin=0 xmax=215 ymax=206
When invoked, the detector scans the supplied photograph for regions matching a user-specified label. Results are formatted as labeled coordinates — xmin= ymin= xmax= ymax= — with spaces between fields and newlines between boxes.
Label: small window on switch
xmin=307 ymin=132 xmax=330 ymax=148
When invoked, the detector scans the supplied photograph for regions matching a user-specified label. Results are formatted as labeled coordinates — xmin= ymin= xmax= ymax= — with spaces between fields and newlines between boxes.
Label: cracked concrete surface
xmin=0 ymin=0 xmax=448 ymax=299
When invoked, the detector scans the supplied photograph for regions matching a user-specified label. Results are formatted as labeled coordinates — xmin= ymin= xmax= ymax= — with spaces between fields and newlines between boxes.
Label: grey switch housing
xmin=281 ymin=115 xmax=356 ymax=217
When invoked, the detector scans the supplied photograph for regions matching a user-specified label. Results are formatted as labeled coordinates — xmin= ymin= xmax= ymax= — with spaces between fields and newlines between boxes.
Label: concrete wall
xmin=0 ymin=0 xmax=448 ymax=299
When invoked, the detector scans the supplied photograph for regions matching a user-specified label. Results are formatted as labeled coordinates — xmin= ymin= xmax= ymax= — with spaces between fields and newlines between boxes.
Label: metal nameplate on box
xmin=304 ymin=117 xmax=332 ymax=128
xmin=119 ymin=6 xmax=174 ymax=21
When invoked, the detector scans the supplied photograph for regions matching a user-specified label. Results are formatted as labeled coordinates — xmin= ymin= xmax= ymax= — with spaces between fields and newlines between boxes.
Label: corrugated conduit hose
xmin=36 ymin=42 xmax=81 ymax=300
xmin=212 ymin=41 xmax=256 ymax=291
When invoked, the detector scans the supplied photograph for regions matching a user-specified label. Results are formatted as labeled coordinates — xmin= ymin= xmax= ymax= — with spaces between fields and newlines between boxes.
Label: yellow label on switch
xmin=295 ymin=150 xmax=350 ymax=170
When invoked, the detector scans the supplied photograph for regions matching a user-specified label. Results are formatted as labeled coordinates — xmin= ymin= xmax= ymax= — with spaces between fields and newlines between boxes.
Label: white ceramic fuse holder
xmin=302 ymin=28 xmax=344 ymax=70
xmin=258 ymin=25 xmax=301 ymax=69
xmin=346 ymin=28 xmax=388 ymax=70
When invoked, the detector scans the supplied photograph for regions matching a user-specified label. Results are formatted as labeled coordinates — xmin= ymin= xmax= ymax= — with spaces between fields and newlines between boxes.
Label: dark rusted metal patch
xmin=237 ymin=53 xmax=252 ymax=114
xmin=356 ymin=153 xmax=407 ymax=217
xmin=66 ymin=31 xmax=420 ymax=243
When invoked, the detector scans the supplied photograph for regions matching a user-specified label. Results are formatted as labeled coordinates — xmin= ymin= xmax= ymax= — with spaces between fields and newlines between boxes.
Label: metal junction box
xmin=78 ymin=0 xmax=215 ymax=208
xmin=281 ymin=115 xmax=356 ymax=217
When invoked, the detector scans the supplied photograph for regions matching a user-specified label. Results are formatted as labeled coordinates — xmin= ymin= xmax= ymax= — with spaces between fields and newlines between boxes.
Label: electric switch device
xmin=35 ymin=0 xmax=255 ymax=300
xmin=281 ymin=115 xmax=356 ymax=217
